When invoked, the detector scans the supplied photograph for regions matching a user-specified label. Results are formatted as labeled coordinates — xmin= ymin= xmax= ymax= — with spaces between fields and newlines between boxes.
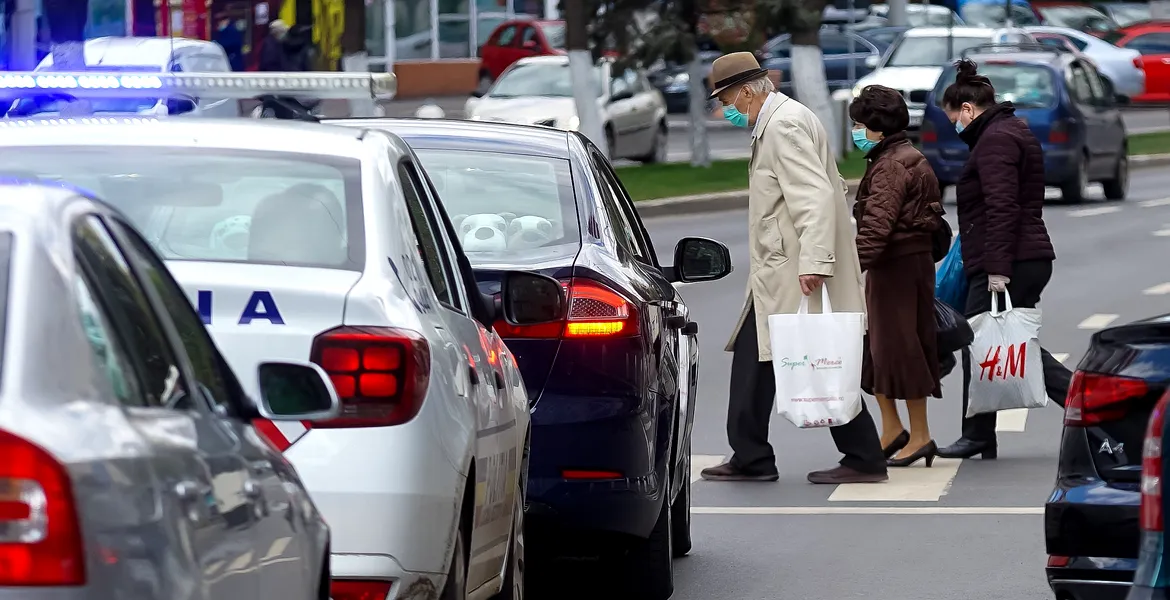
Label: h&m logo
xmin=978 ymin=343 xmax=1027 ymax=382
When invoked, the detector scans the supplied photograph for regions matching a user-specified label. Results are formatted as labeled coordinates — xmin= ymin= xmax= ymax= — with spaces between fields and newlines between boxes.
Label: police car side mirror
xmin=498 ymin=271 xmax=566 ymax=325
xmin=254 ymin=361 xmax=341 ymax=421
xmin=668 ymin=236 xmax=733 ymax=283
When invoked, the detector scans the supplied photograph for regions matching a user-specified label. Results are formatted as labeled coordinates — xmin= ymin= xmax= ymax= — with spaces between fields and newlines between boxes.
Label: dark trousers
xmin=959 ymin=260 xmax=1073 ymax=443
xmin=727 ymin=303 xmax=887 ymax=475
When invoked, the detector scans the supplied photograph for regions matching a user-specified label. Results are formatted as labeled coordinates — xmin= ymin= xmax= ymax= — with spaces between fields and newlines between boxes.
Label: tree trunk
xmin=42 ymin=0 xmax=90 ymax=115
xmin=565 ymin=0 xmax=608 ymax=159
xmin=789 ymin=0 xmax=841 ymax=160
xmin=688 ymin=52 xmax=710 ymax=167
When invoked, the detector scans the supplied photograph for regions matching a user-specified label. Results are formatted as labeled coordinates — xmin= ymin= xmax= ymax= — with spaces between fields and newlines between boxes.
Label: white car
xmin=464 ymin=55 xmax=669 ymax=163
xmin=1026 ymin=25 xmax=1146 ymax=99
xmin=868 ymin=3 xmax=965 ymax=27
xmin=0 ymin=72 xmax=564 ymax=600
xmin=854 ymin=26 xmax=1037 ymax=130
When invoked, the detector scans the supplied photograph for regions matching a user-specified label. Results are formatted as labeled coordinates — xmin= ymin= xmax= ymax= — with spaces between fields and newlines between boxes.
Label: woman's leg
xmin=875 ymin=394 xmax=906 ymax=448
xmin=903 ymin=398 xmax=932 ymax=451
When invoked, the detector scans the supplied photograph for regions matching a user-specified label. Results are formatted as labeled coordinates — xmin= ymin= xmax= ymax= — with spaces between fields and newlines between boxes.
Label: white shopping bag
xmin=769 ymin=287 xmax=864 ymax=429
xmin=965 ymin=292 xmax=1048 ymax=417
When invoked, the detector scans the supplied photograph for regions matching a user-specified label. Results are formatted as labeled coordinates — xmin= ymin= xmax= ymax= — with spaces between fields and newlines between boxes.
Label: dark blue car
xmin=1131 ymin=380 xmax=1170 ymax=600
xmin=920 ymin=45 xmax=1128 ymax=203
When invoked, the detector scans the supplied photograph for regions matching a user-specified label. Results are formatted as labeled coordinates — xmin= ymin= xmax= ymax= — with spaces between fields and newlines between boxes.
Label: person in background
xmin=213 ymin=17 xmax=244 ymax=71
xmin=936 ymin=59 xmax=1072 ymax=461
xmin=281 ymin=24 xmax=316 ymax=72
xmin=848 ymin=85 xmax=945 ymax=468
xmin=698 ymin=52 xmax=888 ymax=485
xmin=258 ymin=19 xmax=289 ymax=72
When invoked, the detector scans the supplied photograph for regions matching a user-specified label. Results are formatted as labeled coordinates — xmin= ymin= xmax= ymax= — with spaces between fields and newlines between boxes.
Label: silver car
xmin=1027 ymin=25 xmax=1146 ymax=100
xmin=0 ymin=182 xmax=338 ymax=599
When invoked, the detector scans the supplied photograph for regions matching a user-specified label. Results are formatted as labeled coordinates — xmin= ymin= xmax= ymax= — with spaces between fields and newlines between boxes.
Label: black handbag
xmin=935 ymin=297 xmax=973 ymax=355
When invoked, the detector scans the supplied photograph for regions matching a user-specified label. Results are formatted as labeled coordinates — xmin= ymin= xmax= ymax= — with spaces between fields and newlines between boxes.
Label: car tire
xmin=605 ymin=126 xmax=617 ymax=161
xmin=1102 ymin=154 xmax=1128 ymax=201
xmin=441 ymin=525 xmax=468 ymax=600
xmin=618 ymin=481 xmax=674 ymax=599
xmin=670 ymin=446 xmax=692 ymax=558
xmin=639 ymin=122 xmax=669 ymax=164
xmin=493 ymin=439 xmax=529 ymax=600
xmin=1061 ymin=154 xmax=1088 ymax=204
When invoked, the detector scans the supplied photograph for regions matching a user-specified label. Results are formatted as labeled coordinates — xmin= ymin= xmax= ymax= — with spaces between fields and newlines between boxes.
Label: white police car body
xmin=0 ymin=111 xmax=553 ymax=600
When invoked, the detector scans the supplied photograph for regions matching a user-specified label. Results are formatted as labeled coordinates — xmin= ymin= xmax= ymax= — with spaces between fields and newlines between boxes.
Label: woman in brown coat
xmin=849 ymin=85 xmax=944 ymax=467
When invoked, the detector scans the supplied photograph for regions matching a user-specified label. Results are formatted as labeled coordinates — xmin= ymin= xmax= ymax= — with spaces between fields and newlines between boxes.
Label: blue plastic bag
xmin=935 ymin=234 xmax=968 ymax=312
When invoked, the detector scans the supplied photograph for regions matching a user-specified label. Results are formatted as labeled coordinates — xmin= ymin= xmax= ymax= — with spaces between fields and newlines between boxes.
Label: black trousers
xmin=959 ymin=260 xmax=1073 ymax=443
xmin=727 ymin=303 xmax=887 ymax=475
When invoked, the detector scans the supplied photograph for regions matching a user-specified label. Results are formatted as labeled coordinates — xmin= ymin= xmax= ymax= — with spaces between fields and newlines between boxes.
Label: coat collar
xmin=864 ymin=131 xmax=910 ymax=162
xmin=751 ymin=92 xmax=789 ymax=144
xmin=958 ymin=101 xmax=1016 ymax=148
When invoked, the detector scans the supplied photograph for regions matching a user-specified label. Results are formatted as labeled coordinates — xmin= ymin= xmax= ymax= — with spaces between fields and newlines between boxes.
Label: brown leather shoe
xmin=700 ymin=461 xmax=779 ymax=482
xmin=806 ymin=465 xmax=888 ymax=484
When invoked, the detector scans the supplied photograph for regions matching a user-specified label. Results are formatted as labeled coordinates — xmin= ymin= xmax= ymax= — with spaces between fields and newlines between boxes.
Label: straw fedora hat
xmin=707 ymin=52 xmax=769 ymax=100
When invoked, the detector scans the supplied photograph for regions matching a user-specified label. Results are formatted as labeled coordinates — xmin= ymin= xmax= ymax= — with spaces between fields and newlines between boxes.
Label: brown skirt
xmin=861 ymin=251 xmax=943 ymax=400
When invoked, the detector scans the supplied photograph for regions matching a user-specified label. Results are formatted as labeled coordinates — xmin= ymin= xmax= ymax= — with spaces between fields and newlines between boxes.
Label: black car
xmin=327 ymin=117 xmax=732 ymax=599
xmin=1046 ymin=314 xmax=1170 ymax=600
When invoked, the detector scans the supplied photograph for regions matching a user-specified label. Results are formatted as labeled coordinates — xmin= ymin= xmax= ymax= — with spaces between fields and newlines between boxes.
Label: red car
xmin=478 ymin=19 xmax=567 ymax=91
xmin=1104 ymin=21 xmax=1170 ymax=103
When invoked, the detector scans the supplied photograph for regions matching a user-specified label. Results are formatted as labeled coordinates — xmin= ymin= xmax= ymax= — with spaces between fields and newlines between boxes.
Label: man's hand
xmin=988 ymin=274 xmax=1010 ymax=293
xmin=800 ymin=274 xmax=825 ymax=296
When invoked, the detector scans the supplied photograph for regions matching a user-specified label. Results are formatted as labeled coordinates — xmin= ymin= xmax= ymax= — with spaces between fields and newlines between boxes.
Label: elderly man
xmin=699 ymin=53 xmax=888 ymax=485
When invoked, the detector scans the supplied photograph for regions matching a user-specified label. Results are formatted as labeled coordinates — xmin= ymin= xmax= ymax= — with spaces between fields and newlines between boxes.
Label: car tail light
xmin=1141 ymin=391 xmax=1169 ymax=532
xmin=562 ymin=469 xmax=623 ymax=480
xmin=0 ymin=429 xmax=85 ymax=586
xmin=1049 ymin=120 xmax=1070 ymax=144
xmin=1064 ymin=371 xmax=1150 ymax=426
xmin=494 ymin=277 xmax=639 ymax=340
xmin=920 ymin=119 xmax=937 ymax=143
xmin=1047 ymin=555 xmax=1071 ymax=568
xmin=331 ymin=580 xmax=393 ymax=600
xmin=306 ymin=326 xmax=431 ymax=428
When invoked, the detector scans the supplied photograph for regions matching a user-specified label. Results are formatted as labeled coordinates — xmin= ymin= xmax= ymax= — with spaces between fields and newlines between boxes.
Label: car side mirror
xmin=498 ymin=271 xmax=566 ymax=325
xmin=669 ymin=236 xmax=732 ymax=283
xmin=254 ymin=361 xmax=341 ymax=422
xmin=470 ymin=89 xmax=485 ymax=98
xmin=166 ymin=97 xmax=198 ymax=115
xmin=611 ymin=88 xmax=634 ymax=102
xmin=864 ymin=54 xmax=880 ymax=69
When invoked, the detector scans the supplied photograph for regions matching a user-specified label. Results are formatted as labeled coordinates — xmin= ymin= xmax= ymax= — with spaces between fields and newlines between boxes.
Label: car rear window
xmin=412 ymin=149 xmax=580 ymax=256
xmin=886 ymin=35 xmax=994 ymax=67
xmin=932 ymin=63 xmax=1058 ymax=108
xmin=0 ymin=232 xmax=9 ymax=381
xmin=0 ymin=147 xmax=364 ymax=270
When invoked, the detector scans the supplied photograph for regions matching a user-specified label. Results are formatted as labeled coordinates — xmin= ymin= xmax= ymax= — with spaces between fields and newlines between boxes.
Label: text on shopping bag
xmin=978 ymin=341 xmax=1029 ymax=382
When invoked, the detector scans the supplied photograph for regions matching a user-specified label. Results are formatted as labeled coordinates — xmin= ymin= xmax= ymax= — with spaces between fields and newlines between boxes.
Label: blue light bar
xmin=0 ymin=71 xmax=396 ymax=100
xmin=0 ymin=74 xmax=164 ymax=90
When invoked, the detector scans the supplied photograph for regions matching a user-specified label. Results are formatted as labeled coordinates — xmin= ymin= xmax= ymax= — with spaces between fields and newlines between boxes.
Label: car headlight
xmin=562 ymin=115 xmax=580 ymax=131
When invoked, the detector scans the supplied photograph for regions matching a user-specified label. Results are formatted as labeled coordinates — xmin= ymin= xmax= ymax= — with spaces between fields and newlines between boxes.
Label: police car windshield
xmin=0 ymin=147 xmax=363 ymax=270
xmin=412 ymin=149 xmax=580 ymax=257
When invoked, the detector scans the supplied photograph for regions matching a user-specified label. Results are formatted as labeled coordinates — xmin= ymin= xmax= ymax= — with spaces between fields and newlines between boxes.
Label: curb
xmin=667 ymin=118 xmax=732 ymax=130
xmin=634 ymin=153 xmax=1170 ymax=220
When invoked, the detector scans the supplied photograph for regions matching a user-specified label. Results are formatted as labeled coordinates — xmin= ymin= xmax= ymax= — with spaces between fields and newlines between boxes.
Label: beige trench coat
xmin=725 ymin=93 xmax=867 ymax=362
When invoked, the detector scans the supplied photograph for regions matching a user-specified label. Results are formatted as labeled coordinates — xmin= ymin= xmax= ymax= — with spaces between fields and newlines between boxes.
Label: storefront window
xmin=365 ymin=0 xmax=385 ymax=57
xmin=396 ymin=0 xmax=433 ymax=60
xmin=438 ymin=0 xmax=470 ymax=58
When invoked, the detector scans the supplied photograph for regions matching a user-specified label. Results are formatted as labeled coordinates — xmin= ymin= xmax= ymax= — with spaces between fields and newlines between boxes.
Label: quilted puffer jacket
xmin=852 ymin=132 xmax=943 ymax=272
xmin=955 ymin=102 xmax=1055 ymax=277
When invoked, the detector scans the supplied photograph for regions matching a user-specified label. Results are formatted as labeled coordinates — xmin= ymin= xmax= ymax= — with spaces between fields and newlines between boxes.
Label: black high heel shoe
xmin=882 ymin=430 xmax=910 ymax=459
xmin=936 ymin=437 xmax=998 ymax=460
xmin=887 ymin=440 xmax=939 ymax=468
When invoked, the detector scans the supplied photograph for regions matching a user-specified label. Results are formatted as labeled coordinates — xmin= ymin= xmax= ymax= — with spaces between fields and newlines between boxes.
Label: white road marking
xmin=1140 ymin=197 xmax=1170 ymax=208
xmin=691 ymin=455 xmax=726 ymax=484
xmin=1078 ymin=314 xmax=1119 ymax=330
xmin=262 ymin=537 xmax=291 ymax=561
xmin=1052 ymin=353 xmax=1070 ymax=364
xmin=203 ymin=560 xmax=225 ymax=576
xmin=692 ymin=506 xmax=1043 ymax=515
xmin=996 ymin=408 xmax=1029 ymax=432
xmin=228 ymin=551 xmax=253 ymax=572
xmin=1154 ymin=226 xmax=1170 ymax=237
xmin=827 ymin=458 xmax=962 ymax=502
xmin=1144 ymin=282 xmax=1170 ymax=296
xmin=1068 ymin=206 xmax=1122 ymax=217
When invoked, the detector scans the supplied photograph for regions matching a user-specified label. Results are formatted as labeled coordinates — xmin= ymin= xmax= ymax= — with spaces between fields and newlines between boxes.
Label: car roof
xmin=0 ymin=181 xmax=96 ymax=231
xmin=324 ymin=118 xmax=573 ymax=160
xmin=904 ymin=26 xmax=1009 ymax=37
xmin=958 ymin=49 xmax=1067 ymax=66
xmin=36 ymin=36 xmax=221 ymax=69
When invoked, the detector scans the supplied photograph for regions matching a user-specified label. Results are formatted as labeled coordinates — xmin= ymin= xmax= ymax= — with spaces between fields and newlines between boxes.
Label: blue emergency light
xmin=0 ymin=71 xmax=396 ymax=100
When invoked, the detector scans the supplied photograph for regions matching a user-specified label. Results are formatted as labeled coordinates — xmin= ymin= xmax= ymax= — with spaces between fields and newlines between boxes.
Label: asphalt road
xmin=623 ymin=168 xmax=1170 ymax=600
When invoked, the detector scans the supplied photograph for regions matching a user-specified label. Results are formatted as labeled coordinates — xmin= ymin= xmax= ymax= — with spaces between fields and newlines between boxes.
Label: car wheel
xmin=639 ymin=122 xmax=669 ymax=164
xmin=1061 ymin=154 xmax=1088 ymax=204
xmin=1103 ymin=154 xmax=1128 ymax=201
xmin=670 ymin=446 xmax=692 ymax=558
xmin=618 ymin=478 xmax=674 ymax=599
xmin=493 ymin=439 xmax=529 ymax=600
xmin=440 ymin=526 xmax=468 ymax=600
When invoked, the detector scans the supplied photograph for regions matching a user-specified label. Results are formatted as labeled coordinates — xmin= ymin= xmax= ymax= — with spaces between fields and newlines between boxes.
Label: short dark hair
xmin=848 ymin=85 xmax=909 ymax=135
xmin=941 ymin=59 xmax=997 ymax=110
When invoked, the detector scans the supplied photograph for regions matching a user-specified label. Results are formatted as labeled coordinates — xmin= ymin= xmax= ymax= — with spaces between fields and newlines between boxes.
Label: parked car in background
xmin=921 ymin=45 xmax=1127 ymax=202
xmin=869 ymin=3 xmax=966 ymax=27
xmin=1027 ymin=25 xmax=1146 ymax=99
xmin=961 ymin=0 xmax=1042 ymax=27
xmin=477 ymin=19 xmax=567 ymax=93
xmin=467 ymin=55 xmax=669 ymax=163
xmin=1102 ymin=21 xmax=1170 ymax=103
xmin=1045 ymin=313 xmax=1170 ymax=600
xmin=647 ymin=50 xmax=722 ymax=114
xmin=1030 ymin=0 xmax=1119 ymax=34
xmin=0 ymin=181 xmax=338 ymax=599
xmin=1094 ymin=2 xmax=1151 ymax=27
xmin=760 ymin=29 xmax=889 ymax=96
xmin=851 ymin=26 xmax=1036 ymax=132
xmin=856 ymin=25 xmax=913 ymax=48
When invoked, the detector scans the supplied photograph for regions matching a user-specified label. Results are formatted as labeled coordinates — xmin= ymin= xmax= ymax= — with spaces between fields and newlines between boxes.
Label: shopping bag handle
xmin=797 ymin=284 xmax=834 ymax=315
xmin=989 ymin=290 xmax=1014 ymax=316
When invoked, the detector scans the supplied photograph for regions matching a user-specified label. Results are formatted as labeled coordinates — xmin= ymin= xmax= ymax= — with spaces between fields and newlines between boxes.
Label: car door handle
xmin=494 ymin=370 xmax=506 ymax=390
xmin=665 ymin=315 xmax=687 ymax=330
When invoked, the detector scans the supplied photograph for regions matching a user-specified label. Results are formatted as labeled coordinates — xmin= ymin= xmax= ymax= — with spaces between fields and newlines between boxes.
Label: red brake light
xmin=331 ymin=580 xmax=393 ymax=600
xmin=920 ymin=119 xmax=937 ymax=143
xmin=307 ymin=326 xmax=431 ymax=428
xmin=0 ymin=430 xmax=85 ymax=586
xmin=1064 ymin=371 xmax=1150 ymax=426
xmin=1141 ymin=391 xmax=1168 ymax=532
xmin=1049 ymin=120 xmax=1070 ymax=144
xmin=493 ymin=277 xmax=639 ymax=339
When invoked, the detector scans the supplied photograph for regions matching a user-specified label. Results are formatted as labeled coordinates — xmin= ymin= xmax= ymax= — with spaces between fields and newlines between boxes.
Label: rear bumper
xmin=1129 ymin=587 xmax=1170 ymax=600
xmin=1048 ymin=557 xmax=1136 ymax=600
xmin=331 ymin=555 xmax=445 ymax=600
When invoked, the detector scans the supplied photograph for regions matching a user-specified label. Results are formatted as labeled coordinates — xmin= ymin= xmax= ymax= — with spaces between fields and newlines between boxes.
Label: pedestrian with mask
xmin=849 ymin=85 xmax=945 ymax=467
xmin=258 ymin=20 xmax=289 ymax=72
xmin=698 ymin=52 xmax=889 ymax=485
xmin=936 ymin=59 xmax=1072 ymax=461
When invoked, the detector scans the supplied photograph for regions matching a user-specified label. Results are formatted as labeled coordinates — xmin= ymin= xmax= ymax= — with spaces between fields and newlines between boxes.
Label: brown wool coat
xmin=852 ymin=132 xmax=942 ymax=271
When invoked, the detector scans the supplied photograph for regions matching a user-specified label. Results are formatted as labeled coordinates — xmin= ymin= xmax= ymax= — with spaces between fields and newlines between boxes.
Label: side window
xmin=398 ymin=161 xmax=460 ymax=310
xmin=611 ymin=68 xmax=633 ymax=97
xmin=496 ymin=25 xmax=518 ymax=47
xmin=1036 ymin=36 xmax=1068 ymax=50
xmin=1067 ymin=36 xmax=1089 ymax=51
xmin=411 ymin=163 xmax=470 ymax=311
xmin=590 ymin=154 xmax=651 ymax=262
xmin=595 ymin=156 xmax=658 ymax=265
xmin=1128 ymin=33 xmax=1170 ymax=55
xmin=1067 ymin=63 xmax=1094 ymax=103
xmin=623 ymin=68 xmax=644 ymax=93
xmin=73 ymin=273 xmax=141 ymax=407
xmin=520 ymin=26 xmax=538 ymax=46
xmin=765 ymin=39 xmax=791 ymax=59
xmin=1082 ymin=63 xmax=1107 ymax=100
xmin=72 ymin=215 xmax=187 ymax=409
xmin=107 ymin=218 xmax=239 ymax=414
xmin=820 ymin=34 xmax=851 ymax=55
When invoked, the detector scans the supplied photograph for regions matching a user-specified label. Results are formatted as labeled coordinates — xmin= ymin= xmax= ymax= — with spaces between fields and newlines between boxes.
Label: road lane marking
xmin=1068 ymin=206 xmax=1122 ymax=217
xmin=1078 ymin=314 xmax=1119 ymax=330
xmin=262 ymin=537 xmax=291 ymax=560
xmin=1155 ymin=226 xmax=1170 ymax=237
xmin=827 ymin=457 xmax=962 ymax=502
xmin=1145 ymin=283 xmax=1170 ymax=296
xmin=691 ymin=455 xmax=726 ymax=484
xmin=996 ymin=408 xmax=1029 ymax=432
xmin=228 ymin=550 xmax=253 ymax=572
xmin=203 ymin=560 xmax=225 ymax=576
xmin=692 ymin=506 xmax=1043 ymax=515
xmin=1140 ymin=198 xmax=1170 ymax=208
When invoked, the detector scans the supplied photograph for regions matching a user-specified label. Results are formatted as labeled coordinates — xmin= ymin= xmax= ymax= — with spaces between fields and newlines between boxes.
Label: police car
xmin=0 ymin=72 xmax=564 ymax=600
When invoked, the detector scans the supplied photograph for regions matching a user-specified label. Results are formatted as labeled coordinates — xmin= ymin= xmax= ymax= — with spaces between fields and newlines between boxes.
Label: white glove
xmin=988 ymin=275 xmax=1010 ymax=293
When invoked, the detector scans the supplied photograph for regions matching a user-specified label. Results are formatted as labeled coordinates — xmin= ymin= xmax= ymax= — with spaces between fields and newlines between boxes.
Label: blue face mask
xmin=852 ymin=128 xmax=876 ymax=153
xmin=954 ymin=120 xmax=966 ymax=134
xmin=723 ymin=90 xmax=749 ymax=128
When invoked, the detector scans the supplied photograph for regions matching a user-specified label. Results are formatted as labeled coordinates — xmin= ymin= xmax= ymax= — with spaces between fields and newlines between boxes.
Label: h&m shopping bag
xmin=965 ymin=292 xmax=1048 ymax=417
xmin=769 ymin=287 xmax=864 ymax=429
